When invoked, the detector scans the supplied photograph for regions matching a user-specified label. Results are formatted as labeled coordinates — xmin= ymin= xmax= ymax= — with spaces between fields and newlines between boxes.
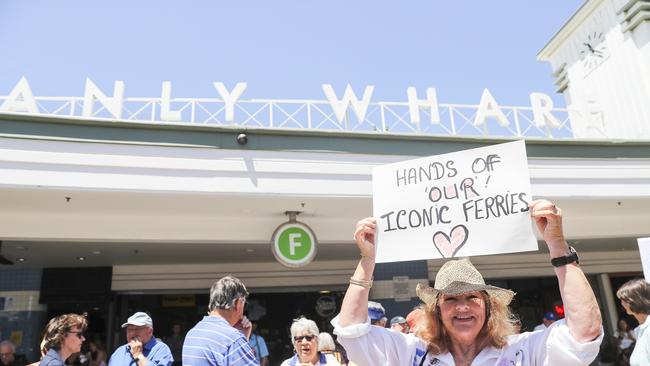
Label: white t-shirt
xmin=533 ymin=323 xmax=546 ymax=332
xmin=614 ymin=330 xmax=635 ymax=350
xmin=279 ymin=352 xmax=341 ymax=366
xmin=630 ymin=317 xmax=650 ymax=366
xmin=332 ymin=315 xmax=602 ymax=366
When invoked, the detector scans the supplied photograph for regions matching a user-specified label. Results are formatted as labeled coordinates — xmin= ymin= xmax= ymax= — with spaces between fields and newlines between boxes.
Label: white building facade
xmin=0 ymin=0 xmax=649 ymax=362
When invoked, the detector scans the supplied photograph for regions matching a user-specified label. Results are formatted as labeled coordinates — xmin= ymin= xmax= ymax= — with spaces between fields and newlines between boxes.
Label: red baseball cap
xmin=406 ymin=308 xmax=424 ymax=332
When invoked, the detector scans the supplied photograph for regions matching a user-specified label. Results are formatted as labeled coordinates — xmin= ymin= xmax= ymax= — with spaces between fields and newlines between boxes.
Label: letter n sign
xmin=271 ymin=221 xmax=317 ymax=268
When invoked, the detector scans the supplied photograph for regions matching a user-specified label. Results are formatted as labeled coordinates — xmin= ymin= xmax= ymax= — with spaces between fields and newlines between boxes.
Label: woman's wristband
xmin=349 ymin=277 xmax=373 ymax=289
xmin=360 ymin=253 xmax=375 ymax=262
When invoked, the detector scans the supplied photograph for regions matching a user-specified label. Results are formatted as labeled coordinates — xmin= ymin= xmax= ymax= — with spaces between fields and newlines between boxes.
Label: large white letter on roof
xmin=82 ymin=78 xmax=124 ymax=119
xmin=160 ymin=81 xmax=182 ymax=122
xmin=407 ymin=87 xmax=440 ymax=124
xmin=0 ymin=77 xmax=39 ymax=113
xmin=474 ymin=88 xmax=509 ymax=127
xmin=322 ymin=84 xmax=374 ymax=123
xmin=530 ymin=92 xmax=561 ymax=129
xmin=213 ymin=82 xmax=247 ymax=122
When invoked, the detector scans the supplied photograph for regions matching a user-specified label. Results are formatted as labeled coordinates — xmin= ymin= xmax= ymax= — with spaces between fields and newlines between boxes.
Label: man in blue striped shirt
xmin=182 ymin=276 xmax=259 ymax=366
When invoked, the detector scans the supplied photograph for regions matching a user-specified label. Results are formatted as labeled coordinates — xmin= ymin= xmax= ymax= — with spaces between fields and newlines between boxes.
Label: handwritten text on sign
xmin=372 ymin=140 xmax=538 ymax=263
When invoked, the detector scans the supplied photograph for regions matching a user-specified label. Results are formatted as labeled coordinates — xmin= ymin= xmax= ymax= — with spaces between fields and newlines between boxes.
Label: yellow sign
xmin=10 ymin=330 xmax=23 ymax=347
xmin=162 ymin=295 xmax=196 ymax=307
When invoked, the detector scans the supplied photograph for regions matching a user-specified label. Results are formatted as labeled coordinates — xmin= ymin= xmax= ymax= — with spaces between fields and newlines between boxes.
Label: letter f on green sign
xmin=273 ymin=224 xmax=316 ymax=267
xmin=289 ymin=233 xmax=302 ymax=256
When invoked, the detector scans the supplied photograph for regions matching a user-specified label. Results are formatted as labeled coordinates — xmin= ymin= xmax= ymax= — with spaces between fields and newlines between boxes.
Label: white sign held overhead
xmin=372 ymin=140 xmax=538 ymax=263
xmin=637 ymin=237 xmax=650 ymax=281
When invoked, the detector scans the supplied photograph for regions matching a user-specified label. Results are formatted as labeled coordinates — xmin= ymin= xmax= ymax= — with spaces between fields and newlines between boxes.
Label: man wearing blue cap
xmin=367 ymin=301 xmax=387 ymax=328
xmin=533 ymin=311 xmax=558 ymax=331
xmin=108 ymin=312 xmax=173 ymax=366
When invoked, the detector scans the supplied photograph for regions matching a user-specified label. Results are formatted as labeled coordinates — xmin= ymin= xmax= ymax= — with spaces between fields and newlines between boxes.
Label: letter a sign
xmin=271 ymin=220 xmax=317 ymax=268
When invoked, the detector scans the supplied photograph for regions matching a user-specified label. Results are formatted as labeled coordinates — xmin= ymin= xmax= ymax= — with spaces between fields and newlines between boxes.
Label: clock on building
xmin=580 ymin=31 xmax=608 ymax=74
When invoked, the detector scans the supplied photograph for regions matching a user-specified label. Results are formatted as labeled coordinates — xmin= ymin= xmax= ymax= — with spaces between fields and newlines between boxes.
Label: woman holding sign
xmin=332 ymin=199 xmax=602 ymax=366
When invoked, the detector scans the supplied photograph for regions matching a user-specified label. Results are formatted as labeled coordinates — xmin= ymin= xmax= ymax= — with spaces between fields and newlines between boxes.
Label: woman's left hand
xmin=529 ymin=199 xmax=568 ymax=256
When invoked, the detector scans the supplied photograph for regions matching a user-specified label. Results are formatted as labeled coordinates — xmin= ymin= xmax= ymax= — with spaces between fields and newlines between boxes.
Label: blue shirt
xmin=182 ymin=316 xmax=258 ymax=366
xmin=248 ymin=333 xmax=269 ymax=361
xmin=108 ymin=337 xmax=173 ymax=366
xmin=39 ymin=349 xmax=65 ymax=366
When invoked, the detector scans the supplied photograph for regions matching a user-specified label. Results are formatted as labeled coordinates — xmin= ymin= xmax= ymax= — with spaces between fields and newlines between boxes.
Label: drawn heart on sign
xmin=432 ymin=224 xmax=469 ymax=258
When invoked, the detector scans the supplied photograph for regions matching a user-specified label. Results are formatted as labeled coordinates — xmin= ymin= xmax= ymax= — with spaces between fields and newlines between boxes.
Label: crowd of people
xmin=2 ymin=199 xmax=649 ymax=365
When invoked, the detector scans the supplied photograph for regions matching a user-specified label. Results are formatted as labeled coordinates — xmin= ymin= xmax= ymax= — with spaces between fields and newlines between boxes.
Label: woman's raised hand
xmin=354 ymin=217 xmax=377 ymax=259
xmin=529 ymin=199 xmax=567 ymax=255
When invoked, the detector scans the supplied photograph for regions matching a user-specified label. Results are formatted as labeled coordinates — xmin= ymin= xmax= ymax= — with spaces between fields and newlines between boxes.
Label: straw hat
xmin=416 ymin=258 xmax=514 ymax=306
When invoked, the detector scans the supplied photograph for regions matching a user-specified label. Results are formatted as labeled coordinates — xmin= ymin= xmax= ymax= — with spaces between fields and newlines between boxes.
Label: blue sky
xmin=0 ymin=1 xmax=584 ymax=106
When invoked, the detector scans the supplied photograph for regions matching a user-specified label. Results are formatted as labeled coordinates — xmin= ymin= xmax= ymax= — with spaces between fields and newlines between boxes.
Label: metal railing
xmin=0 ymin=96 xmax=581 ymax=138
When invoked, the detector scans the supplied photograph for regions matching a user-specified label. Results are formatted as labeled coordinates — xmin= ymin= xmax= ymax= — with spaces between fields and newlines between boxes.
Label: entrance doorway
xmin=112 ymin=290 xmax=344 ymax=365
xmin=488 ymin=277 xmax=562 ymax=332
xmin=247 ymin=291 xmax=343 ymax=364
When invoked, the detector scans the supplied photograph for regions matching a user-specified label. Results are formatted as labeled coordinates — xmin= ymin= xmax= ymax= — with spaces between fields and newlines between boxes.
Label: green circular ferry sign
xmin=271 ymin=221 xmax=317 ymax=267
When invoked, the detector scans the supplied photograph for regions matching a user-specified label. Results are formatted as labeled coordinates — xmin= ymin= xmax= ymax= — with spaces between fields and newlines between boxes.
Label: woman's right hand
xmin=354 ymin=217 xmax=377 ymax=259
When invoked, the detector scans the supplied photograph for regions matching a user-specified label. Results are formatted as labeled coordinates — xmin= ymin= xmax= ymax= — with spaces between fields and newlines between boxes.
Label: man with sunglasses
xmin=183 ymin=275 xmax=258 ymax=366
xmin=108 ymin=312 xmax=173 ymax=366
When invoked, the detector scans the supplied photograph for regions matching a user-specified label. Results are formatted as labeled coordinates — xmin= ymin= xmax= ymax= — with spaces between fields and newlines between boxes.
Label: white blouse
xmin=630 ymin=317 xmax=649 ymax=366
xmin=614 ymin=330 xmax=635 ymax=350
xmin=332 ymin=316 xmax=602 ymax=366
xmin=279 ymin=352 xmax=341 ymax=366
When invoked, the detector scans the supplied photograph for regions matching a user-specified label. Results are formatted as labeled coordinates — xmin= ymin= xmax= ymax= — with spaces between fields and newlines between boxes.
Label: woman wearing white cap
xmin=332 ymin=199 xmax=603 ymax=365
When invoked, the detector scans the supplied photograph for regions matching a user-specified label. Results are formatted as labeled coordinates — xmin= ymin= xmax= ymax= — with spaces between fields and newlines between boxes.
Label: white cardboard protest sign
xmin=372 ymin=140 xmax=538 ymax=263
xmin=637 ymin=237 xmax=650 ymax=281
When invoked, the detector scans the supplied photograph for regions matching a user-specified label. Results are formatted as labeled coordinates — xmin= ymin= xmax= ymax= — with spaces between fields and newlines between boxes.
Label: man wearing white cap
xmin=390 ymin=316 xmax=408 ymax=334
xmin=108 ymin=312 xmax=173 ymax=366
